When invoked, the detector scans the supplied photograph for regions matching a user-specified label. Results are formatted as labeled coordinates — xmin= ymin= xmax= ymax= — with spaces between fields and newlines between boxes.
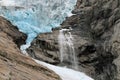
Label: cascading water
xmin=58 ymin=28 xmax=78 ymax=70
xmin=0 ymin=0 xmax=77 ymax=52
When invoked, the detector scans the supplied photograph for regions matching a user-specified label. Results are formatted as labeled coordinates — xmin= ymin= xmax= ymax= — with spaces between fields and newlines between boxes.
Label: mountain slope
xmin=0 ymin=16 xmax=61 ymax=80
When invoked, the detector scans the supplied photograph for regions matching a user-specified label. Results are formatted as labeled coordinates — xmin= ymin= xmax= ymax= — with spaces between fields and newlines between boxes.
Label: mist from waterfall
xmin=58 ymin=28 xmax=78 ymax=70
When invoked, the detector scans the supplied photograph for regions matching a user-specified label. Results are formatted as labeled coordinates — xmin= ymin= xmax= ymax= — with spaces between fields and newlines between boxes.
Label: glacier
xmin=0 ymin=0 xmax=77 ymax=51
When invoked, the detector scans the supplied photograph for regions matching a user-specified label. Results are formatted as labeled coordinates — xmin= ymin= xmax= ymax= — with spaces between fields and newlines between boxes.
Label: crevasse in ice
xmin=0 ymin=0 xmax=77 ymax=51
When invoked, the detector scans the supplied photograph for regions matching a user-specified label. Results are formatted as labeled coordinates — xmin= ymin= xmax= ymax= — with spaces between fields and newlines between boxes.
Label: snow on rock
xmin=34 ymin=59 xmax=94 ymax=80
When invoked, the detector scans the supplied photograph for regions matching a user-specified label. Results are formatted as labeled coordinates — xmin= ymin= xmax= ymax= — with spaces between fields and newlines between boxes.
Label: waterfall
xmin=58 ymin=28 xmax=78 ymax=70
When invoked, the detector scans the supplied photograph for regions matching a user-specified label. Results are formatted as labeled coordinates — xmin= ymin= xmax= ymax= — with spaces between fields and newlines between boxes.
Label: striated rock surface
xmin=27 ymin=31 xmax=60 ymax=65
xmin=0 ymin=16 xmax=61 ymax=80
xmin=0 ymin=16 xmax=27 ymax=48
xmin=27 ymin=0 xmax=120 ymax=80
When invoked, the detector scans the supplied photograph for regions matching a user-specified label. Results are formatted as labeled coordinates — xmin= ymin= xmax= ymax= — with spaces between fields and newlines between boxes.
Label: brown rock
xmin=0 ymin=16 xmax=61 ymax=80
xmin=0 ymin=16 xmax=27 ymax=48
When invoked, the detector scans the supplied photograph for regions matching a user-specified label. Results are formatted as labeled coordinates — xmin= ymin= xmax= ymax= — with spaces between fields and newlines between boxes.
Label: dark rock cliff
xmin=27 ymin=0 xmax=120 ymax=80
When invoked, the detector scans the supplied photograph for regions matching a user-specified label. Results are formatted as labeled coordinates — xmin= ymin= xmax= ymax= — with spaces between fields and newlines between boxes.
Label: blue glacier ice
xmin=0 ymin=0 xmax=77 ymax=51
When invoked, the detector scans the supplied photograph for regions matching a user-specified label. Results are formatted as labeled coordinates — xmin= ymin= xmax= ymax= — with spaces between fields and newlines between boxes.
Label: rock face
xmin=0 ymin=17 xmax=27 ymax=48
xmin=0 ymin=16 xmax=61 ymax=80
xmin=27 ymin=31 xmax=60 ymax=65
xmin=27 ymin=0 xmax=120 ymax=80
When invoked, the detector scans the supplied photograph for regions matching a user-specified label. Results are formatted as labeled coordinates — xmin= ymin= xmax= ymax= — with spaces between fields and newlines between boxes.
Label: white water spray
xmin=58 ymin=28 xmax=78 ymax=70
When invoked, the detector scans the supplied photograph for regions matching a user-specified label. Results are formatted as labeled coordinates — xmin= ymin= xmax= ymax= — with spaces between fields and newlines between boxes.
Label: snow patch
xmin=34 ymin=59 xmax=94 ymax=80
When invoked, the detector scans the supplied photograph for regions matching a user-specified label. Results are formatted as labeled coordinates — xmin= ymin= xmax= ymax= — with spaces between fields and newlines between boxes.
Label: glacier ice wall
xmin=0 ymin=0 xmax=77 ymax=50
